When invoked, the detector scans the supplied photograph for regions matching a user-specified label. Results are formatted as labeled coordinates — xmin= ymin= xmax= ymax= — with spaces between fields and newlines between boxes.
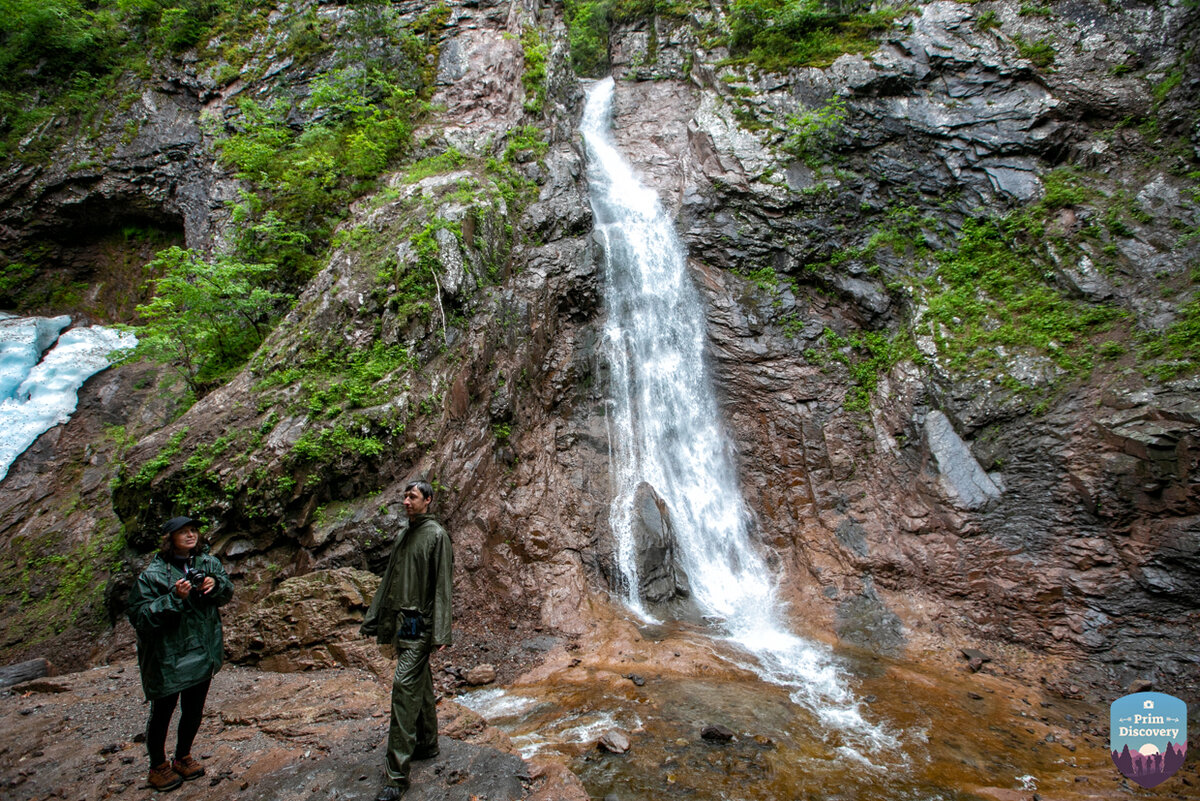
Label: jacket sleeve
xmin=127 ymin=567 xmax=185 ymax=634
xmin=360 ymin=577 xmax=385 ymax=638
xmin=431 ymin=531 xmax=454 ymax=646
xmin=361 ymin=532 xmax=402 ymax=638
xmin=201 ymin=554 xmax=234 ymax=607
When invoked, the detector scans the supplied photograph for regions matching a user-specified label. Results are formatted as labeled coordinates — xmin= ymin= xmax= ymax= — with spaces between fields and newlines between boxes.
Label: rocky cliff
xmin=1 ymin=0 xmax=1198 ymax=706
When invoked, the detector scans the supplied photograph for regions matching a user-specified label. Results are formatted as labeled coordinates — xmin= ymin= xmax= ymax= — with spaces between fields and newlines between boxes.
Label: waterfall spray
xmin=582 ymin=78 xmax=893 ymax=746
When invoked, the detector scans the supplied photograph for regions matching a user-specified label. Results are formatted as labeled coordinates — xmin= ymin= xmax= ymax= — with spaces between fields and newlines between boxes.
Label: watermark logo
xmin=1110 ymin=692 xmax=1188 ymax=788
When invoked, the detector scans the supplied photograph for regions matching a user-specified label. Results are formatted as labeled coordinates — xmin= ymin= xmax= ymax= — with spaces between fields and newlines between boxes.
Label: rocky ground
xmin=0 ymin=659 xmax=586 ymax=801
xmin=0 ymin=565 xmax=587 ymax=801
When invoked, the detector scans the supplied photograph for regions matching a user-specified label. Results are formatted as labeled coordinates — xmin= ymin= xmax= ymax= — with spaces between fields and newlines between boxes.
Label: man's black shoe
xmin=374 ymin=784 xmax=405 ymax=801
xmin=413 ymin=746 xmax=439 ymax=761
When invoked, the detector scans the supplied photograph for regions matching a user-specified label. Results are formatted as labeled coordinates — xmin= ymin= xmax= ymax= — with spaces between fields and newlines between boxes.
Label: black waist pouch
xmin=397 ymin=608 xmax=424 ymax=640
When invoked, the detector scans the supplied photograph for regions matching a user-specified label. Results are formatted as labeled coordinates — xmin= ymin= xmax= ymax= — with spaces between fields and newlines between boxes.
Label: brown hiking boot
xmin=148 ymin=761 xmax=183 ymax=792
xmin=172 ymin=754 xmax=206 ymax=781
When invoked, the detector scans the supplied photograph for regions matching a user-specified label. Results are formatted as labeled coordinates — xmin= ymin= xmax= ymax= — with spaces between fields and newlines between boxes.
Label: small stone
xmin=1126 ymin=678 xmax=1152 ymax=693
xmin=625 ymin=673 xmax=646 ymax=687
xmin=960 ymin=648 xmax=991 ymax=663
xmin=968 ymin=657 xmax=985 ymax=672
xmin=463 ymin=664 xmax=497 ymax=686
xmin=701 ymin=724 xmax=735 ymax=742
xmin=599 ymin=730 xmax=631 ymax=754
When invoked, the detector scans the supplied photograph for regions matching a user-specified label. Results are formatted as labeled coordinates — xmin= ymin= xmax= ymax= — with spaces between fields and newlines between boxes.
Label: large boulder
xmin=631 ymin=482 xmax=697 ymax=621
xmin=224 ymin=567 xmax=386 ymax=675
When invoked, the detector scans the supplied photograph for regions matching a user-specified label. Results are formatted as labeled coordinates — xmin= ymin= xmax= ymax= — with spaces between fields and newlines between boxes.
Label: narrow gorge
xmin=1 ymin=1 xmax=1197 ymax=799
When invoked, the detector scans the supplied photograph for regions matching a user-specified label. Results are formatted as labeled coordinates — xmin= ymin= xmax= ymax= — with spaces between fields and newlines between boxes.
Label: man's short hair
xmin=405 ymin=479 xmax=434 ymax=501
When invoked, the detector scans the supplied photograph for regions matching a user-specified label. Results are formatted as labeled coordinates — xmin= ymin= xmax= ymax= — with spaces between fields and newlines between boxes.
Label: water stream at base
xmin=580 ymin=77 xmax=888 ymax=749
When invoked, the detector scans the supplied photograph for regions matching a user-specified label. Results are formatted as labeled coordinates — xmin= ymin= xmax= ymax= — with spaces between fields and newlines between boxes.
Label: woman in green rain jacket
xmin=127 ymin=516 xmax=233 ymax=792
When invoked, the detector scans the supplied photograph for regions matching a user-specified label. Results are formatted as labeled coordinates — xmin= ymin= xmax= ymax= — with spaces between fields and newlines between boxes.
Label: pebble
xmin=598 ymin=730 xmax=631 ymax=754
xmin=701 ymin=724 xmax=735 ymax=742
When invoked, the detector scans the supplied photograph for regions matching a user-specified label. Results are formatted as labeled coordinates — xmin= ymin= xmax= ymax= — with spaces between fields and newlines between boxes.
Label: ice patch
xmin=0 ymin=314 xmax=136 ymax=481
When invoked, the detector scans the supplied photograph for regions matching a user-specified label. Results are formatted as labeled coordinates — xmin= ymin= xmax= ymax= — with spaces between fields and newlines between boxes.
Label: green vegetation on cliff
xmin=561 ymin=0 xmax=914 ymax=76
xmin=727 ymin=0 xmax=912 ymax=71
xmin=1 ymin=0 xmax=237 ymax=160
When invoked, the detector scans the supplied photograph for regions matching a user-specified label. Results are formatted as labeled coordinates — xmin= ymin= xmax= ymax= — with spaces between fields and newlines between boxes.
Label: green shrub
xmin=132 ymin=428 xmax=189 ymax=486
xmin=820 ymin=327 xmax=916 ymax=412
xmin=1013 ymin=35 xmax=1056 ymax=69
xmin=1018 ymin=3 xmax=1053 ymax=18
xmin=924 ymin=215 xmax=1125 ymax=375
xmin=131 ymin=246 xmax=289 ymax=393
xmin=0 ymin=261 xmax=36 ymax=303
xmin=1040 ymin=168 xmax=1087 ymax=210
xmin=975 ymin=10 xmax=999 ymax=32
xmin=1140 ymin=297 xmax=1200 ymax=379
xmin=521 ymin=29 xmax=549 ymax=114
xmin=564 ymin=0 xmax=614 ymax=76
xmin=291 ymin=424 xmax=386 ymax=461
xmin=782 ymin=95 xmax=847 ymax=164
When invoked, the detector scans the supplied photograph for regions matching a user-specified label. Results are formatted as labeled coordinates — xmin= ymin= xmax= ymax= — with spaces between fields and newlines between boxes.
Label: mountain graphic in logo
xmin=1110 ymin=692 xmax=1188 ymax=788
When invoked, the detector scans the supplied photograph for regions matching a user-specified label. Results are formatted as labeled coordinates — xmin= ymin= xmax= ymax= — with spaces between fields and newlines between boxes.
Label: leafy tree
xmin=564 ymin=0 xmax=615 ymax=76
xmin=131 ymin=246 xmax=288 ymax=394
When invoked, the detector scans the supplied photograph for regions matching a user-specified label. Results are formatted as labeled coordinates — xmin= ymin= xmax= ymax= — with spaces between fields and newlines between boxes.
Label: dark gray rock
xmin=630 ymin=482 xmax=697 ymax=621
xmin=700 ymin=724 xmax=734 ymax=742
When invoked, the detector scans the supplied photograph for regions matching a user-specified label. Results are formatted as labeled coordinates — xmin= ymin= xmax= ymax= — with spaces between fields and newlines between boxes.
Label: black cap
xmin=161 ymin=516 xmax=198 ymax=535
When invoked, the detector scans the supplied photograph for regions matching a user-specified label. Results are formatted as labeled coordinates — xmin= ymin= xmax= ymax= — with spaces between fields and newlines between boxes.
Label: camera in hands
xmin=184 ymin=565 xmax=209 ymax=596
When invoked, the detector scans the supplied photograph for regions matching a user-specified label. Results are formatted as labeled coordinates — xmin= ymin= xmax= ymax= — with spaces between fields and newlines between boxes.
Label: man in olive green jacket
xmin=361 ymin=479 xmax=453 ymax=801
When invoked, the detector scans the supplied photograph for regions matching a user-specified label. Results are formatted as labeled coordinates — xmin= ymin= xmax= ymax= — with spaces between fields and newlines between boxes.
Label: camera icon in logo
xmin=1144 ymin=700 xmax=1155 ymax=709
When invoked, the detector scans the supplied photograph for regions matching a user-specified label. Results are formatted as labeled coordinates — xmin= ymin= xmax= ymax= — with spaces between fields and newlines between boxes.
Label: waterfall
xmin=582 ymin=78 xmax=892 ymax=746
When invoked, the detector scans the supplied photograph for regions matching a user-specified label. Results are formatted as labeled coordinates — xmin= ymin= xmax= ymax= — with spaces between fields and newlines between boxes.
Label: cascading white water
xmin=582 ymin=78 xmax=892 ymax=746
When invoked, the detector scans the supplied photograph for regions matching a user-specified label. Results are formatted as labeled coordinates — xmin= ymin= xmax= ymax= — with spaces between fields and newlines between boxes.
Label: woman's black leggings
xmin=146 ymin=679 xmax=211 ymax=766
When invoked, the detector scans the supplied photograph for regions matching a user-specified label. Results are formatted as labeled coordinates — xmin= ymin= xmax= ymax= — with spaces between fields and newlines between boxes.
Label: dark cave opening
xmin=1 ymin=197 xmax=186 ymax=323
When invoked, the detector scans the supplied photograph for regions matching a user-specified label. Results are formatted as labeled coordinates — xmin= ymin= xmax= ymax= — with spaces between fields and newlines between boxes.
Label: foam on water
xmin=581 ymin=78 xmax=894 ymax=752
xmin=458 ymin=688 xmax=540 ymax=722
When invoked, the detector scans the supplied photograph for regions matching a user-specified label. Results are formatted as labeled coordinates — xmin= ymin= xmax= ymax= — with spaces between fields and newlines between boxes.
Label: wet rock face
xmin=0 ymin=80 xmax=222 ymax=320
xmin=601 ymin=0 xmax=1200 ymax=688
